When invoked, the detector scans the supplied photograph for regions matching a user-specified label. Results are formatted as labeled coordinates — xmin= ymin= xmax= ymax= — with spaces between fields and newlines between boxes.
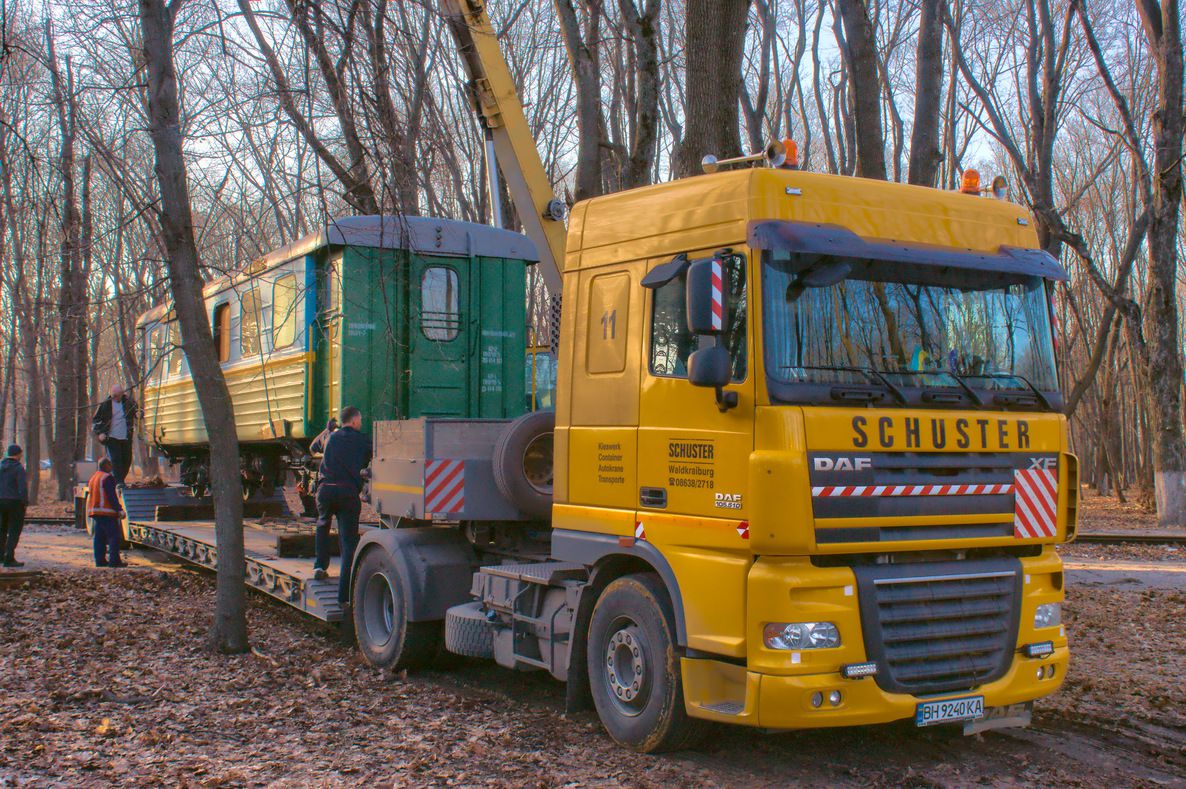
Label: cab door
xmin=635 ymin=249 xmax=755 ymax=657
xmin=637 ymin=250 xmax=755 ymax=520
xmin=408 ymin=257 xmax=469 ymax=417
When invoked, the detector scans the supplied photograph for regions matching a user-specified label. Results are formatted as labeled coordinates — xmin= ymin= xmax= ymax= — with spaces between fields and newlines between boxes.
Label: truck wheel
xmin=444 ymin=602 xmax=495 ymax=658
xmin=587 ymin=574 xmax=706 ymax=753
xmin=493 ymin=410 xmax=554 ymax=520
xmin=352 ymin=547 xmax=442 ymax=670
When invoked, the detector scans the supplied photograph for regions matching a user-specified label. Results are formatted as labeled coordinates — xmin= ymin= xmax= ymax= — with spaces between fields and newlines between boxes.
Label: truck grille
xmin=853 ymin=558 xmax=1021 ymax=695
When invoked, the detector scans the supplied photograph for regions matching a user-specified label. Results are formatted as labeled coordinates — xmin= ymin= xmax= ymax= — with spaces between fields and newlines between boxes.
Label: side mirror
xmin=686 ymin=257 xmax=726 ymax=335
xmin=688 ymin=344 xmax=739 ymax=411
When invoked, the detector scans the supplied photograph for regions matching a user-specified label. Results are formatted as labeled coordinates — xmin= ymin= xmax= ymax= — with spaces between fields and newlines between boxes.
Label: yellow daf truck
xmin=347 ymin=0 xmax=1075 ymax=753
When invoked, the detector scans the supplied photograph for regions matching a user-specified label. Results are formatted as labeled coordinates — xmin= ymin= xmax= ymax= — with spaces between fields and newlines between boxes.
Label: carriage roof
xmin=137 ymin=216 xmax=539 ymax=327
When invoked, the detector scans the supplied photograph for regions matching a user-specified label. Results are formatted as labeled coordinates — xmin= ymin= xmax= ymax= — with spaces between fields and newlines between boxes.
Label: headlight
xmin=1034 ymin=603 xmax=1061 ymax=629
xmin=763 ymin=622 xmax=840 ymax=650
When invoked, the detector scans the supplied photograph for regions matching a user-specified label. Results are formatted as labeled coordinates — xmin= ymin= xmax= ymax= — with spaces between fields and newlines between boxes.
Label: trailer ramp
xmin=128 ymin=520 xmax=361 ymax=622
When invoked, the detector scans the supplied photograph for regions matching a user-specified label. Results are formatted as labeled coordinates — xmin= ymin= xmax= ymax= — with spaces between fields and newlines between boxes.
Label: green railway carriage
xmin=138 ymin=216 xmax=535 ymax=495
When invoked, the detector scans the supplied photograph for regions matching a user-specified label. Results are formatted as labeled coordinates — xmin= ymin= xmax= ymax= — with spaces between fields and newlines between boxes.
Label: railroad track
xmin=25 ymin=517 xmax=76 ymax=527
xmin=1076 ymin=532 xmax=1186 ymax=546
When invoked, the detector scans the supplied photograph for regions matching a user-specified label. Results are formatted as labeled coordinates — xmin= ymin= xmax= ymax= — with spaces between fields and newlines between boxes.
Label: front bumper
xmin=682 ymin=644 xmax=1067 ymax=729
xmin=681 ymin=549 xmax=1069 ymax=729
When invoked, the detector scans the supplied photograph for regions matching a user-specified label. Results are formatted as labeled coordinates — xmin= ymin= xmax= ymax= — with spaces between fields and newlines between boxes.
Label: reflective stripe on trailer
xmin=424 ymin=459 xmax=465 ymax=516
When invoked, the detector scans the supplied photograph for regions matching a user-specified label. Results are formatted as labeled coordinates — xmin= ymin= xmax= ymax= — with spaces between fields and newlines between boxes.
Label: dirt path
xmin=2 ymin=526 xmax=1184 ymax=787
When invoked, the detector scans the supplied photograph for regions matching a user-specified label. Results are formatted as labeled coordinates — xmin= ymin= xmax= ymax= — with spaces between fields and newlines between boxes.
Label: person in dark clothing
xmin=313 ymin=406 xmax=372 ymax=606
xmin=87 ymin=457 xmax=126 ymax=568
xmin=93 ymin=384 xmax=138 ymax=487
xmin=309 ymin=418 xmax=338 ymax=456
xmin=0 ymin=444 xmax=29 ymax=568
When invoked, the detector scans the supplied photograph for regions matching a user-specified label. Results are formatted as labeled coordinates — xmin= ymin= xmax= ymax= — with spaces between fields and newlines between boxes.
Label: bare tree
xmin=138 ymin=0 xmax=248 ymax=651
xmin=672 ymin=0 xmax=750 ymax=176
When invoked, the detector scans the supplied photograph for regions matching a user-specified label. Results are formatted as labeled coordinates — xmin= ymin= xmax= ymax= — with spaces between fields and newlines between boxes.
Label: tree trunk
xmin=672 ymin=0 xmax=750 ymax=177
xmin=46 ymin=24 xmax=84 ymax=500
xmin=555 ymin=0 xmax=607 ymax=200
xmin=1137 ymin=0 xmax=1186 ymax=525
xmin=139 ymin=0 xmax=248 ymax=651
xmin=836 ymin=0 xmax=885 ymax=179
xmin=617 ymin=0 xmax=661 ymax=189
xmin=907 ymin=0 xmax=943 ymax=186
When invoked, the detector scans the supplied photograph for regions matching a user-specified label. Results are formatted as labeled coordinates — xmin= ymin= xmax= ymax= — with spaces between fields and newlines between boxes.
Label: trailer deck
xmin=127 ymin=519 xmax=372 ymax=623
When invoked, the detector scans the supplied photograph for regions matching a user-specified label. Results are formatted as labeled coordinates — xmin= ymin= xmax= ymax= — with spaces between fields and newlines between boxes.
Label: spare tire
xmin=493 ymin=410 xmax=555 ymax=520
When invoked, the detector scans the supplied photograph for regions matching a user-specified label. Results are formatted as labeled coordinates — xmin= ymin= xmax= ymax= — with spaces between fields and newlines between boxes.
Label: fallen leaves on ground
xmin=2 ymin=512 xmax=1185 ymax=787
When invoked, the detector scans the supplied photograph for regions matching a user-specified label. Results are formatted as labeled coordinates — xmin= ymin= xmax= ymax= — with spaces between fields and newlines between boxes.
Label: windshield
xmin=762 ymin=250 xmax=1060 ymax=408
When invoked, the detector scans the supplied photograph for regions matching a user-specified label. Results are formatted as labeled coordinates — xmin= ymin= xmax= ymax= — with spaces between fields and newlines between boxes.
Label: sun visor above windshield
xmin=747 ymin=221 xmax=1069 ymax=283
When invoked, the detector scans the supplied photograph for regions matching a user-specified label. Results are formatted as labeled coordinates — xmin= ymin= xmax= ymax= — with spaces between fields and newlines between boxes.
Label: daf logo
xmin=1028 ymin=457 xmax=1057 ymax=470
xmin=813 ymin=456 xmax=872 ymax=472
xmin=714 ymin=493 xmax=743 ymax=510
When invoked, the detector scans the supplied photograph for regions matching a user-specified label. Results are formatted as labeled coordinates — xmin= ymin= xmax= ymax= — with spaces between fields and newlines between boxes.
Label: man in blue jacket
xmin=0 ymin=444 xmax=28 ymax=567
xmin=313 ymin=406 xmax=372 ymax=606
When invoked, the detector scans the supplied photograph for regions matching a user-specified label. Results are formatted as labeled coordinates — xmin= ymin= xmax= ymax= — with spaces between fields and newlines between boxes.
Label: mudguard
xmin=353 ymin=526 xmax=477 ymax=622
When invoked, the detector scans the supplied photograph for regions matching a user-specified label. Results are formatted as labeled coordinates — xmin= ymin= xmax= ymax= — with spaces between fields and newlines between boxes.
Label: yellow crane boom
xmin=440 ymin=0 xmax=567 ymax=296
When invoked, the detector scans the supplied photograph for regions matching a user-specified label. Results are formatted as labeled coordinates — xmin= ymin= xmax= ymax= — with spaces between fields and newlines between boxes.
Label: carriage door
xmin=409 ymin=258 xmax=469 ymax=417
xmin=318 ymin=252 xmax=344 ymax=420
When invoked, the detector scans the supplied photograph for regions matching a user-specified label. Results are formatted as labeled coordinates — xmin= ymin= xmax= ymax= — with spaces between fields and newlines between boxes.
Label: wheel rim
xmin=603 ymin=618 xmax=649 ymax=717
xmin=521 ymin=433 xmax=554 ymax=495
xmin=362 ymin=572 xmax=397 ymax=646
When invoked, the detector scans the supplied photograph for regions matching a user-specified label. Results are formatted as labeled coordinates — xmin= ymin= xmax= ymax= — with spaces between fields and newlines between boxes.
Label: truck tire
xmin=444 ymin=602 xmax=495 ymax=658
xmin=493 ymin=410 xmax=554 ymax=520
xmin=352 ymin=546 xmax=442 ymax=670
xmin=587 ymin=573 xmax=706 ymax=753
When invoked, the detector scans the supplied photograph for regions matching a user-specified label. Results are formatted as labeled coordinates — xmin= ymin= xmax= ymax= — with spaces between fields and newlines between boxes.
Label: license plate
xmin=915 ymin=695 xmax=984 ymax=727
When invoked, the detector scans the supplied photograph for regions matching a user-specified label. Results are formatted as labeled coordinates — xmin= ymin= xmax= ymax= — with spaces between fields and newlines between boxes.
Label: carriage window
xmin=649 ymin=254 xmax=748 ymax=381
xmin=168 ymin=323 xmax=184 ymax=376
xmin=150 ymin=327 xmax=166 ymax=382
xmin=240 ymin=289 xmax=262 ymax=356
xmin=273 ymin=275 xmax=298 ymax=349
xmin=421 ymin=267 xmax=460 ymax=341
xmin=213 ymin=302 xmax=231 ymax=362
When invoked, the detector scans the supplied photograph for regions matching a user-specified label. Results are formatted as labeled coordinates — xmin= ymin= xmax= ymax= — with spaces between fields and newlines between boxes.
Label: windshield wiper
xmin=781 ymin=365 xmax=908 ymax=405
xmin=886 ymin=369 xmax=986 ymax=408
xmin=961 ymin=372 xmax=1054 ymax=411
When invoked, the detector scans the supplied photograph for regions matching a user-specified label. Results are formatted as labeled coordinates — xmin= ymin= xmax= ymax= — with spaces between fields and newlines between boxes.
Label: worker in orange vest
xmin=87 ymin=457 xmax=126 ymax=568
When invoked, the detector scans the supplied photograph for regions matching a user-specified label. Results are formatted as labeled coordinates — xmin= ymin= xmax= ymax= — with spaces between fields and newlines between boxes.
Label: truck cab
xmin=356 ymin=165 xmax=1074 ymax=752
xmin=539 ymin=165 xmax=1073 ymax=737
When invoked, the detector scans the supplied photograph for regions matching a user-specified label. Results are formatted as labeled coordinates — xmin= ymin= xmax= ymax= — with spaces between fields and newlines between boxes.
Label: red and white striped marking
xmin=810 ymin=483 xmax=1013 ymax=498
xmin=634 ymin=521 xmax=646 ymax=541
xmin=736 ymin=521 xmax=750 ymax=540
xmin=1014 ymin=468 xmax=1058 ymax=538
xmin=424 ymin=459 xmax=465 ymax=516
xmin=710 ymin=258 xmax=724 ymax=331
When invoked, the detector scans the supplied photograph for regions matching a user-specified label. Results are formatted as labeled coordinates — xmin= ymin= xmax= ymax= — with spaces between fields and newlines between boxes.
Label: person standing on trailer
xmin=93 ymin=384 xmax=138 ymax=487
xmin=87 ymin=457 xmax=126 ymax=568
xmin=0 ymin=444 xmax=29 ymax=568
xmin=312 ymin=406 xmax=371 ymax=608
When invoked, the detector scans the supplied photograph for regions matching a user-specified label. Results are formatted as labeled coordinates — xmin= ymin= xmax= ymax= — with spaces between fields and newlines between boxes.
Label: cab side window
xmin=649 ymin=254 xmax=747 ymax=380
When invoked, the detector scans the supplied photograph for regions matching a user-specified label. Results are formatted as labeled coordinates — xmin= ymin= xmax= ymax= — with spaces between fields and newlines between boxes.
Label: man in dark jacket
xmin=313 ymin=406 xmax=371 ymax=606
xmin=93 ymin=384 xmax=138 ymax=487
xmin=0 ymin=444 xmax=28 ymax=568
